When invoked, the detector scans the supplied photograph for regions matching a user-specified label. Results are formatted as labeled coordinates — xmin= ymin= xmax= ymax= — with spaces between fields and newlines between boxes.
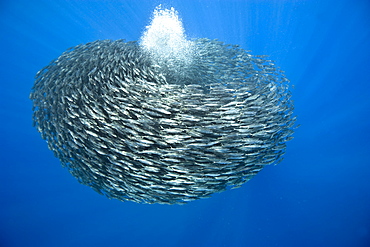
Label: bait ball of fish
xmin=30 ymin=39 xmax=296 ymax=204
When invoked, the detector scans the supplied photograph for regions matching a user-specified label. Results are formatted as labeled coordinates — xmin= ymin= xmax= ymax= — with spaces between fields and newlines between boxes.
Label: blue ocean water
xmin=1 ymin=0 xmax=369 ymax=246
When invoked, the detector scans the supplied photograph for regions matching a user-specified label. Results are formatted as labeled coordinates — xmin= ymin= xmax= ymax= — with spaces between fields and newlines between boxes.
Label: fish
xmin=30 ymin=9 xmax=296 ymax=205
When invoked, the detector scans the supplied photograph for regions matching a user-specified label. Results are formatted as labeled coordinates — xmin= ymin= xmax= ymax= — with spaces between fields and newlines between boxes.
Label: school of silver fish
xmin=30 ymin=38 xmax=296 ymax=204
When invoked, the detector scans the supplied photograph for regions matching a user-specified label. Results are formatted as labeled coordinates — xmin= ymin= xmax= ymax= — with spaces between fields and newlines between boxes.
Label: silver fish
xmin=30 ymin=37 xmax=296 ymax=205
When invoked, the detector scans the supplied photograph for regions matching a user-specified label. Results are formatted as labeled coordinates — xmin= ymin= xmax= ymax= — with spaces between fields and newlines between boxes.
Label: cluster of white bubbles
xmin=140 ymin=5 xmax=195 ymax=79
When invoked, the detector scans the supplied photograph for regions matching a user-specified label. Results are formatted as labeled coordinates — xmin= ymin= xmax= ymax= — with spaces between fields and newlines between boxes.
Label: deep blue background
xmin=1 ymin=0 xmax=369 ymax=246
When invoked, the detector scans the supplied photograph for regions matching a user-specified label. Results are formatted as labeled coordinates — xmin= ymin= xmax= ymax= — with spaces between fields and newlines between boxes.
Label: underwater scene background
xmin=0 ymin=0 xmax=369 ymax=246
